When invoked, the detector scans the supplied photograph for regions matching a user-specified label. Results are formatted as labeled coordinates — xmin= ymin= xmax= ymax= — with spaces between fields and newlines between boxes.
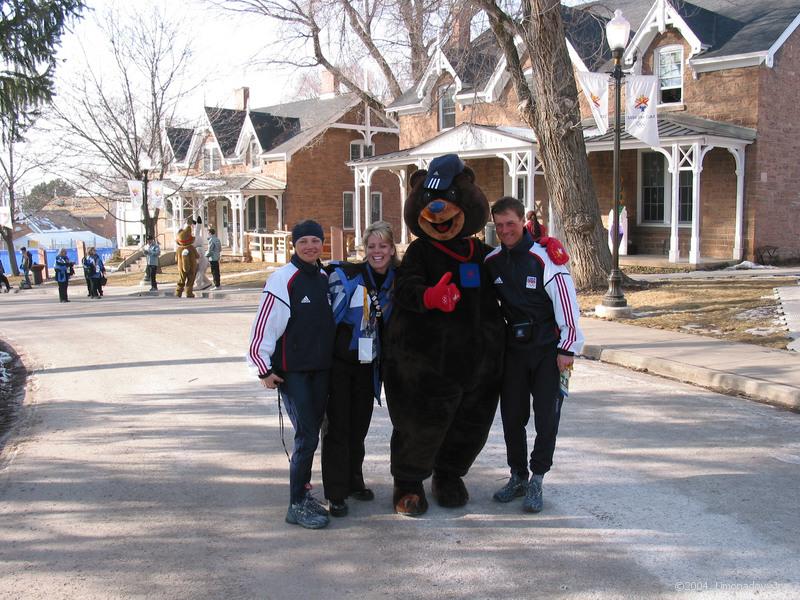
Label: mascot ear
xmin=410 ymin=169 xmax=428 ymax=189
xmin=460 ymin=166 xmax=476 ymax=184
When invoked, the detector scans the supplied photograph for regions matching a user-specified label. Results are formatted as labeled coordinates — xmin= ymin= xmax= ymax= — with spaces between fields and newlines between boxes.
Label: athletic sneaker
xmin=523 ymin=474 xmax=544 ymax=513
xmin=492 ymin=473 xmax=528 ymax=503
xmin=286 ymin=496 xmax=330 ymax=529
xmin=304 ymin=492 xmax=329 ymax=516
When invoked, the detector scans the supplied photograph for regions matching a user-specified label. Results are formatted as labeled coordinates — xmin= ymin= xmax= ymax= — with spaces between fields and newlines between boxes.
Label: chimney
xmin=234 ymin=86 xmax=250 ymax=110
xmin=449 ymin=3 xmax=478 ymax=50
xmin=320 ymin=70 xmax=341 ymax=99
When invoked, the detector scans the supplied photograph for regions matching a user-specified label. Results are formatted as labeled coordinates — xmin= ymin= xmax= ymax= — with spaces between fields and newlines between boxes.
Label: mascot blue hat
xmin=424 ymin=154 xmax=465 ymax=190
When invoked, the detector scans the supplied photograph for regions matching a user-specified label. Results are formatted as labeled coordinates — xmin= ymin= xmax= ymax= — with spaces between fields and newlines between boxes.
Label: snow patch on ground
xmin=679 ymin=324 xmax=722 ymax=335
xmin=725 ymin=261 xmax=777 ymax=270
xmin=736 ymin=306 xmax=778 ymax=320
xmin=744 ymin=327 xmax=783 ymax=337
xmin=0 ymin=351 xmax=12 ymax=383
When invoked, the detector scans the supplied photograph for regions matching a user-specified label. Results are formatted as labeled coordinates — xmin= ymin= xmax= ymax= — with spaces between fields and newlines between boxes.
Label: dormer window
xmin=438 ymin=85 xmax=456 ymax=130
xmin=203 ymin=146 xmax=221 ymax=172
xmin=655 ymin=46 xmax=683 ymax=104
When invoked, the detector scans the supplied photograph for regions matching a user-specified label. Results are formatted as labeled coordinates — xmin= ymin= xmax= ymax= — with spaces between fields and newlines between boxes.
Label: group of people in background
xmin=143 ymin=218 xmax=222 ymax=293
xmin=248 ymin=200 xmax=582 ymax=530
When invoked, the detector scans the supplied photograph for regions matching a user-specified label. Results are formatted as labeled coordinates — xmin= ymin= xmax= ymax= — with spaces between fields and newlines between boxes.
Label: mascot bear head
xmin=405 ymin=154 xmax=489 ymax=241
xmin=175 ymin=225 xmax=195 ymax=248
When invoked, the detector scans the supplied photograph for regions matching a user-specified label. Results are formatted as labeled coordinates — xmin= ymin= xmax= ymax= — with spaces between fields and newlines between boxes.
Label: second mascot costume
xmin=383 ymin=154 xmax=505 ymax=516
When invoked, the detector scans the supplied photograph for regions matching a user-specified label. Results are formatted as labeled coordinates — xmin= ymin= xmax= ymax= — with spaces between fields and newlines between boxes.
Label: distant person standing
xmin=83 ymin=247 xmax=106 ymax=299
xmin=54 ymin=249 xmax=74 ymax=302
xmin=143 ymin=235 xmax=161 ymax=291
xmin=19 ymin=247 xmax=32 ymax=288
xmin=206 ymin=227 xmax=221 ymax=289
xmin=0 ymin=260 xmax=10 ymax=293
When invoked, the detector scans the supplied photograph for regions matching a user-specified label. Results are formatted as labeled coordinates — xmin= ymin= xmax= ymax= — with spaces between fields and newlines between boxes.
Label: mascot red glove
xmin=423 ymin=272 xmax=461 ymax=312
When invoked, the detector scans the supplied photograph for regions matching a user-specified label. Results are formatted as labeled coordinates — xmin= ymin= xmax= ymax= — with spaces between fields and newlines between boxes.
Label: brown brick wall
xmin=751 ymin=28 xmax=800 ymax=259
xmin=283 ymin=127 xmax=401 ymax=244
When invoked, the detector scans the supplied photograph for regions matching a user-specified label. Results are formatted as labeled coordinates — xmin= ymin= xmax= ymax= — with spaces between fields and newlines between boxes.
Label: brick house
xmin=351 ymin=0 xmax=800 ymax=264
xmin=163 ymin=83 xmax=400 ymax=256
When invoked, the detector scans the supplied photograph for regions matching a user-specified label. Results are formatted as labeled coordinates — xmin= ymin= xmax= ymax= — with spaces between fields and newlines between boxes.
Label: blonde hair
xmin=363 ymin=221 xmax=400 ymax=267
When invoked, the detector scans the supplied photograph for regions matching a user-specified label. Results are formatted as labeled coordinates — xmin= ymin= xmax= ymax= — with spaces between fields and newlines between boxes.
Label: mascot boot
xmin=175 ymin=225 xmax=200 ymax=298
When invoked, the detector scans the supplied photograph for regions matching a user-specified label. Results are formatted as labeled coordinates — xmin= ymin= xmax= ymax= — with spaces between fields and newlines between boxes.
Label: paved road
xmin=1 ymin=288 xmax=799 ymax=599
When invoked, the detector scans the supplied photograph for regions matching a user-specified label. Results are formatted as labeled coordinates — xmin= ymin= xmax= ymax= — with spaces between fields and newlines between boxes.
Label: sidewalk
xmin=581 ymin=318 xmax=800 ymax=412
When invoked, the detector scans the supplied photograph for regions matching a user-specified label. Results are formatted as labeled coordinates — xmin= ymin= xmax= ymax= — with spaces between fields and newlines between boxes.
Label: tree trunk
xmin=519 ymin=0 xmax=612 ymax=290
xmin=1 ymin=227 xmax=19 ymax=275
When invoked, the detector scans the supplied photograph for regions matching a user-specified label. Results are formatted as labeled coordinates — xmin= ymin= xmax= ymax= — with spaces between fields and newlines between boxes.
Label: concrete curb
xmin=127 ymin=289 xmax=262 ymax=302
xmin=582 ymin=344 xmax=800 ymax=412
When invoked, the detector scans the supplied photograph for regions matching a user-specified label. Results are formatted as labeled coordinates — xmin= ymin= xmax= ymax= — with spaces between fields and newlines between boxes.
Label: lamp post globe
xmin=601 ymin=9 xmax=631 ymax=311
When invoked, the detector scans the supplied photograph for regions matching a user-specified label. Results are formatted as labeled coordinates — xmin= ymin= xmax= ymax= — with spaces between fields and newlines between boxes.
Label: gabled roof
xmin=248 ymin=111 xmax=301 ymax=152
xmin=166 ymin=127 xmax=194 ymax=162
xmin=389 ymin=0 xmax=800 ymax=112
xmin=205 ymin=107 xmax=247 ymax=157
xmin=252 ymin=93 xmax=362 ymax=158
xmin=166 ymin=173 xmax=286 ymax=195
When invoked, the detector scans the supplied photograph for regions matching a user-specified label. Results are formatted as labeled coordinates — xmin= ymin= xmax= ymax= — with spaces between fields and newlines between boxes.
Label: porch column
xmin=669 ymin=144 xmax=680 ymax=263
xmin=728 ymin=147 xmax=746 ymax=261
xmin=689 ymin=143 xmax=702 ymax=265
xmin=393 ymin=168 xmax=408 ymax=244
xmin=354 ymin=167 xmax=363 ymax=247
xmin=238 ymin=196 xmax=246 ymax=254
xmin=231 ymin=195 xmax=241 ymax=254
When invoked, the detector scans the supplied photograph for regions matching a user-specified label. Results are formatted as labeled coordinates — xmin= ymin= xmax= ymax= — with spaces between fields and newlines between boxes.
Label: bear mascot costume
xmin=175 ymin=224 xmax=200 ymax=298
xmin=383 ymin=153 xmax=506 ymax=516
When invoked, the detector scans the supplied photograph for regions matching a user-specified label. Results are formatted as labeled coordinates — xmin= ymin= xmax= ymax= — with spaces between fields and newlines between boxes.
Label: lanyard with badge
xmin=358 ymin=271 xmax=384 ymax=363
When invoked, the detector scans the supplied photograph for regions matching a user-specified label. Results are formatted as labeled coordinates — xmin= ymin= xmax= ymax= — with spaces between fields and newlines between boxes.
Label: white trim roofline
xmin=624 ymin=0 xmax=707 ymax=68
xmin=766 ymin=11 xmax=800 ymax=68
xmin=689 ymin=51 xmax=769 ymax=73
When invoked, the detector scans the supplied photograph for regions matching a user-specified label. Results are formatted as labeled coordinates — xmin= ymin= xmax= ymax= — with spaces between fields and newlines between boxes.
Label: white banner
xmin=148 ymin=180 xmax=164 ymax=209
xmin=0 ymin=206 xmax=11 ymax=229
xmin=577 ymin=71 xmax=609 ymax=135
xmin=625 ymin=75 xmax=660 ymax=147
xmin=127 ymin=180 xmax=143 ymax=208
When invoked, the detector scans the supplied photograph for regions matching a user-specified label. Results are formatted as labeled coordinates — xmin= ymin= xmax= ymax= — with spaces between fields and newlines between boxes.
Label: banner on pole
xmin=0 ymin=206 xmax=11 ymax=229
xmin=577 ymin=71 xmax=609 ymax=135
xmin=148 ymin=180 xmax=164 ymax=209
xmin=127 ymin=180 xmax=143 ymax=208
xmin=625 ymin=75 xmax=660 ymax=147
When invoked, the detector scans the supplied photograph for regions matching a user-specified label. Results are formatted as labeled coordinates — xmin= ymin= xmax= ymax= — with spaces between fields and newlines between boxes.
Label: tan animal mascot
xmin=175 ymin=225 xmax=200 ymax=297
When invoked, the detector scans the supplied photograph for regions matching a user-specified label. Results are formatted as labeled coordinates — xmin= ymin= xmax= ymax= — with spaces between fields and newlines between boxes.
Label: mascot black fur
xmin=383 ymin=154 xmax=505 ymax=516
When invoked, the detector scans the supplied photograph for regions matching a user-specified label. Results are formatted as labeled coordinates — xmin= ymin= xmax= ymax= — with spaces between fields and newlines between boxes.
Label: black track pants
xmin=322 ymin=358 xmax=375 ymax=500
xmin=500 ymin=342 xmax=563 ymax=477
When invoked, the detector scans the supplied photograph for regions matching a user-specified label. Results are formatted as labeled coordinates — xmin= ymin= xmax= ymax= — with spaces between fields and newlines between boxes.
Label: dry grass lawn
xmin=579 ymin=276 xmax=795 ymax=350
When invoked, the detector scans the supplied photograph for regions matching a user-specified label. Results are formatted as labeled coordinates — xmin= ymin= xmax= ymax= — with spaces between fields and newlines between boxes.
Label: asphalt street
xmin=0 ymin=288 xmax=799 ymax=599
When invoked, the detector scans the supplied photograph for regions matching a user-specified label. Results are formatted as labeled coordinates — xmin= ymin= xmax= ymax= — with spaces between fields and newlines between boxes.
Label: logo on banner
xmin=590 ymin=93 xmax=601 ymax=108
xmin=635 ymin=95 xmax=650 ymax=112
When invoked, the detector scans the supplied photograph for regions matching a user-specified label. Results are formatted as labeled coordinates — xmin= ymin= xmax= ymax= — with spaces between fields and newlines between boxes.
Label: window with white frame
xmin=343 ymin=191 xmax=355 ymax=229
xmin=350 ymin=141 xmax=374 ymax=161
xmin=370 ymin=192 xmax=382 ymax=223
xmin=641 ymin=152 xmax=666 ymax=223
xmin=250 ymin=140 xmax=260 ymax=168
xmin=656 ymin=46 xmax=683 ymax=104
xmin=438 ymin=85 xmax=456 ymax=130
xmin=203 ymin=146 xmax=221 ymax=172
xmin=639 ymin=151 xmax=694 ymax=225
xmin=516 ymin=175 xmax=527 ymax=204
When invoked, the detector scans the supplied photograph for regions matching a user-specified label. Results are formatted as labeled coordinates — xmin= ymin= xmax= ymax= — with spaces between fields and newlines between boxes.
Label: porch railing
xmin=244 ymin=231 xmax=292 ymax=264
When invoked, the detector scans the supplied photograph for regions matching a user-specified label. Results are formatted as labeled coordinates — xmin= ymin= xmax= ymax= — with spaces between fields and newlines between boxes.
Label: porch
xmin=349 ymin=115 xmax=756 ymax=265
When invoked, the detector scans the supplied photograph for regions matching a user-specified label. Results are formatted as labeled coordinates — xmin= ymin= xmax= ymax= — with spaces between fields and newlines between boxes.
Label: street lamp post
xmin=601 ymin=9 xmax=631 ymax=310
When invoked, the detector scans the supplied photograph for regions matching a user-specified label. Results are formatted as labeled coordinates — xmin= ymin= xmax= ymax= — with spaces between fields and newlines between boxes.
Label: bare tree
xmin=209 ymin=0 xmax=463 ymax=108
xmin=51 ymin=8 xmax=201 ymax=240
xmin=0 ymin=117 xmax=42 ymax=274
xmin=477 ymin=0 xmax=612 ymax=288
